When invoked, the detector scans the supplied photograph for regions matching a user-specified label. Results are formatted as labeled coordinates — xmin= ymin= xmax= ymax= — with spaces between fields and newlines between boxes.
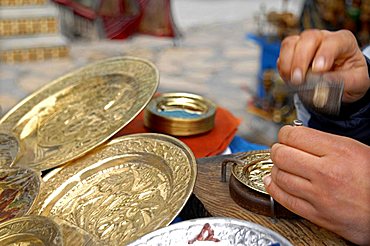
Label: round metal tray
xmin=128 ymin=217 xmax=292 ymax=246
xmin=33 ymin=133 xmax=197 ymax=245
xmin=0 ymin=56 xmax=159 ymax=171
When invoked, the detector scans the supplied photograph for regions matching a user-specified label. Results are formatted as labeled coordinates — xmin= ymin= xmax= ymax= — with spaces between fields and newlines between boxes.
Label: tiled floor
xmin=0 ymin=1 xmax=304 ymax=146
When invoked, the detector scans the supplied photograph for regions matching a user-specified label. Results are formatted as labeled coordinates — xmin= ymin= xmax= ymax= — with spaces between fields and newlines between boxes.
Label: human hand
xmin=277 ymin=29 xmax=370 ymax=103
xmin=264 ymin=125 xmax=370 ymax=245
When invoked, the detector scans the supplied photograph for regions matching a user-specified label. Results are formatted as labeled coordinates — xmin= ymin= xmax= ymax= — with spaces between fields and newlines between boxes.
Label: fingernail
xmin=292 ymin=68 xmax=303 ymax=84
xmin=263 ymin=174 xmax=272 ymax=187
xmin=312 ymin=56 xmax=325 ymax=71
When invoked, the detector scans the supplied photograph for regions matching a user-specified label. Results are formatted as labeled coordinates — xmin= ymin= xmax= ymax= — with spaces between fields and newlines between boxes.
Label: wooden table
xmin=191 ymin=154 xmax=353 ymax=245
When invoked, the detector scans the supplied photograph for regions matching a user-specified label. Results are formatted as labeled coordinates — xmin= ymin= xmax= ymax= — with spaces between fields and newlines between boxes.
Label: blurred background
xmin=0 ymin=0 xmax=369 ymax=146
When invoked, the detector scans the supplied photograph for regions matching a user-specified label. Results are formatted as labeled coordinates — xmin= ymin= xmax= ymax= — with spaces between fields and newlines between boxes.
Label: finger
xmin=263 ymin=174 xmax=317 ymax=220
xmin=277 ymin=35 xmax=300 ymax=82
xmin=278 ymin=125 xmax=339 ymax=157
xmin=271 ymin=143 xmax=320 ymax=180
xmin=312 ymin=30 xmax=359 ymax=72
xmin=290 ymin=30 xmax=323 ymax=84
xmin=270 ymin=165 xmax=314 ymax=201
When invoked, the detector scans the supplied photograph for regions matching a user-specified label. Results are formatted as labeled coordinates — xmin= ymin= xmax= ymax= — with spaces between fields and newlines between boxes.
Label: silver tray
xmin=128 ymin=217 xmax=293 ymax=246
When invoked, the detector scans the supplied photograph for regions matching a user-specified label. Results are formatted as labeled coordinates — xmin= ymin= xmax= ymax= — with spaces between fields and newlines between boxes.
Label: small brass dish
xmin=144 ymin=92 xmax=216 ymax=136
xmin=231 ymin=151 xmax=272 ymax=195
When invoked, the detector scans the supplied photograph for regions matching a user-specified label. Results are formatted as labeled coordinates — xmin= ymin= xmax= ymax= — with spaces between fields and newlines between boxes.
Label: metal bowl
xmin=127 ymin=217 xmax=292 ymax=246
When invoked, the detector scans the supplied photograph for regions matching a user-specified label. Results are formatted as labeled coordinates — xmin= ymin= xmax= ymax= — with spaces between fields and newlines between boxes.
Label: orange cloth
xmin=113 ymin=107 xmax=241 ymax=158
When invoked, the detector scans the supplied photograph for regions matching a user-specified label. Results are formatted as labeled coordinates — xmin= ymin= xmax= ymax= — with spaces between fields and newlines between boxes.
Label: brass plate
xmin=0 ymin=57 xmax=159 ymax=171
xmin=0 ymin=167 xmax=41 ymax=223
xmin=54 ymin=217 xmax=101 ymax=246
xmin=0 ymin=132 xmax=19 ymax=166
xmin=32 ymin=133 xmax=197 ymax=245
xmin=231 ymin=150 xmax=272 ymax=195
xmin=0 ymin=215 xmax=63 ymax=245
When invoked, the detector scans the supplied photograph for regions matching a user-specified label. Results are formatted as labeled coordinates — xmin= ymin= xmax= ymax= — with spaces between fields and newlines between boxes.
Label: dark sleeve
xmin=307 ymin=55 xmax=370 ymax=146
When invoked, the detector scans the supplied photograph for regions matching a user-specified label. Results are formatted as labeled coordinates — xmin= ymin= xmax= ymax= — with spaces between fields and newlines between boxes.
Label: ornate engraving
xmin=54 ymin=217 xmax=101 ymax=246
xmin=0 ymin=133 xmax=19 ymax=166
xmin=0 ymin=167 xmax=40 ymax=223
xmin=0 ymin=216 xmax=63 ymax=245
xmin=0 ymin=57 xmax=159 ymax=171
xmin=232 ymin=151 xmax=272 ymax=194
xmin=32 ymin=134 xmax=197 ymax=245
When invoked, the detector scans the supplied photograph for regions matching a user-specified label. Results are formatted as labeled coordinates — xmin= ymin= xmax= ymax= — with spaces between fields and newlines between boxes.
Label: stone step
xmin=0 ymin=0 xmax=47 ymax=6
xmin=0 ymin=35 xmax=69 ymax=63
xmin=0 ymin=6 xmax=59 ymax=36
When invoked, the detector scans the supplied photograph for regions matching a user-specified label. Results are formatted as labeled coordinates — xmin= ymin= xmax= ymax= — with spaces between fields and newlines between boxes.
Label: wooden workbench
xmin=190 ymin=154 xmax=353 ymax=245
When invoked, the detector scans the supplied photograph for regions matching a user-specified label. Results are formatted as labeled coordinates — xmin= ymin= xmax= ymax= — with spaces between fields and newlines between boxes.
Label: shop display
xmin=300 ymin=0 xmax=370 ymax=48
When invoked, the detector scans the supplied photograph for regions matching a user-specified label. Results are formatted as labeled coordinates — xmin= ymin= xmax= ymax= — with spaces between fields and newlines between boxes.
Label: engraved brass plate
xmin=0 ymin=57 xmax=159 ymax=171
xmin=231 ymin=150 xmax=272 ymax=194
xmin=0 ymin=132 xmax=19 ymax=166
xmin=32 ymin=133 xmax=197 ymax=245
xmin=0 ymin=215 xmax=63 ymax=246
xmin=54 ymin=217 xmax=101 ymax=246
xmin=0 ymin=167 xmax=40 ymax=223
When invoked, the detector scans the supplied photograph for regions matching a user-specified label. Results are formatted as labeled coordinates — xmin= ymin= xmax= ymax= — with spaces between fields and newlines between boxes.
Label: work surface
xmin=193 ymin=153 xmax=353 ymax=246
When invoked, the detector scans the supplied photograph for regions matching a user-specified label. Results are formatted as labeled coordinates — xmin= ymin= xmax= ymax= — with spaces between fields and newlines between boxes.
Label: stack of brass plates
xmin=0 ymin=57 xmax=199 ymax=245
xmin=32 ymin=133 xmax=197 ymax=245
xmin=0 ymin=215 xmax=63 ymax=245
xmin=144 ymin=92 xmax=216 ymax=136
xmin=0 ymin=56 xmax=159 ymax=171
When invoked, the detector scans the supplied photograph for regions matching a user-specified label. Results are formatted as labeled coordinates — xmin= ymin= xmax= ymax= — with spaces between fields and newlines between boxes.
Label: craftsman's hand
xmin=264 ymin=125 xmax=370 ymax=245
xmin=277 ymin=29 xmax=370 ymax=103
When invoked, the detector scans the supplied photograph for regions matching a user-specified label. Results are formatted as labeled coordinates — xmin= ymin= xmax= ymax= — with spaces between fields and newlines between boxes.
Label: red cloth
xmin=113 ymin=107 xmax=241 ymax=158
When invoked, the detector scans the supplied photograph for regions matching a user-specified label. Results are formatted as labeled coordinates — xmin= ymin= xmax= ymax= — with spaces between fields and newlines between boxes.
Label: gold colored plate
xmin=32 ymin=133 xmax=197 ymax=245
xmin=0 ymin=57 xmax=159 ymax=171
xmin=231 ymin=150 xmax=272 ymax=195
xmin=0 ymin=215 xmax=63 ymax=245
xmin=0 ymin=167 xmax=41 ymax=223
xmin=0 ymin=132 xmax=19 ymax=166
xmin=54 ymin=217 xmax=101 ymax=246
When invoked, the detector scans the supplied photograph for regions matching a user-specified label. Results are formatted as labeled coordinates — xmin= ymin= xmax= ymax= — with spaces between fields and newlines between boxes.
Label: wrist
xmin=363 ymin=46 xmax=370 ymax=78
